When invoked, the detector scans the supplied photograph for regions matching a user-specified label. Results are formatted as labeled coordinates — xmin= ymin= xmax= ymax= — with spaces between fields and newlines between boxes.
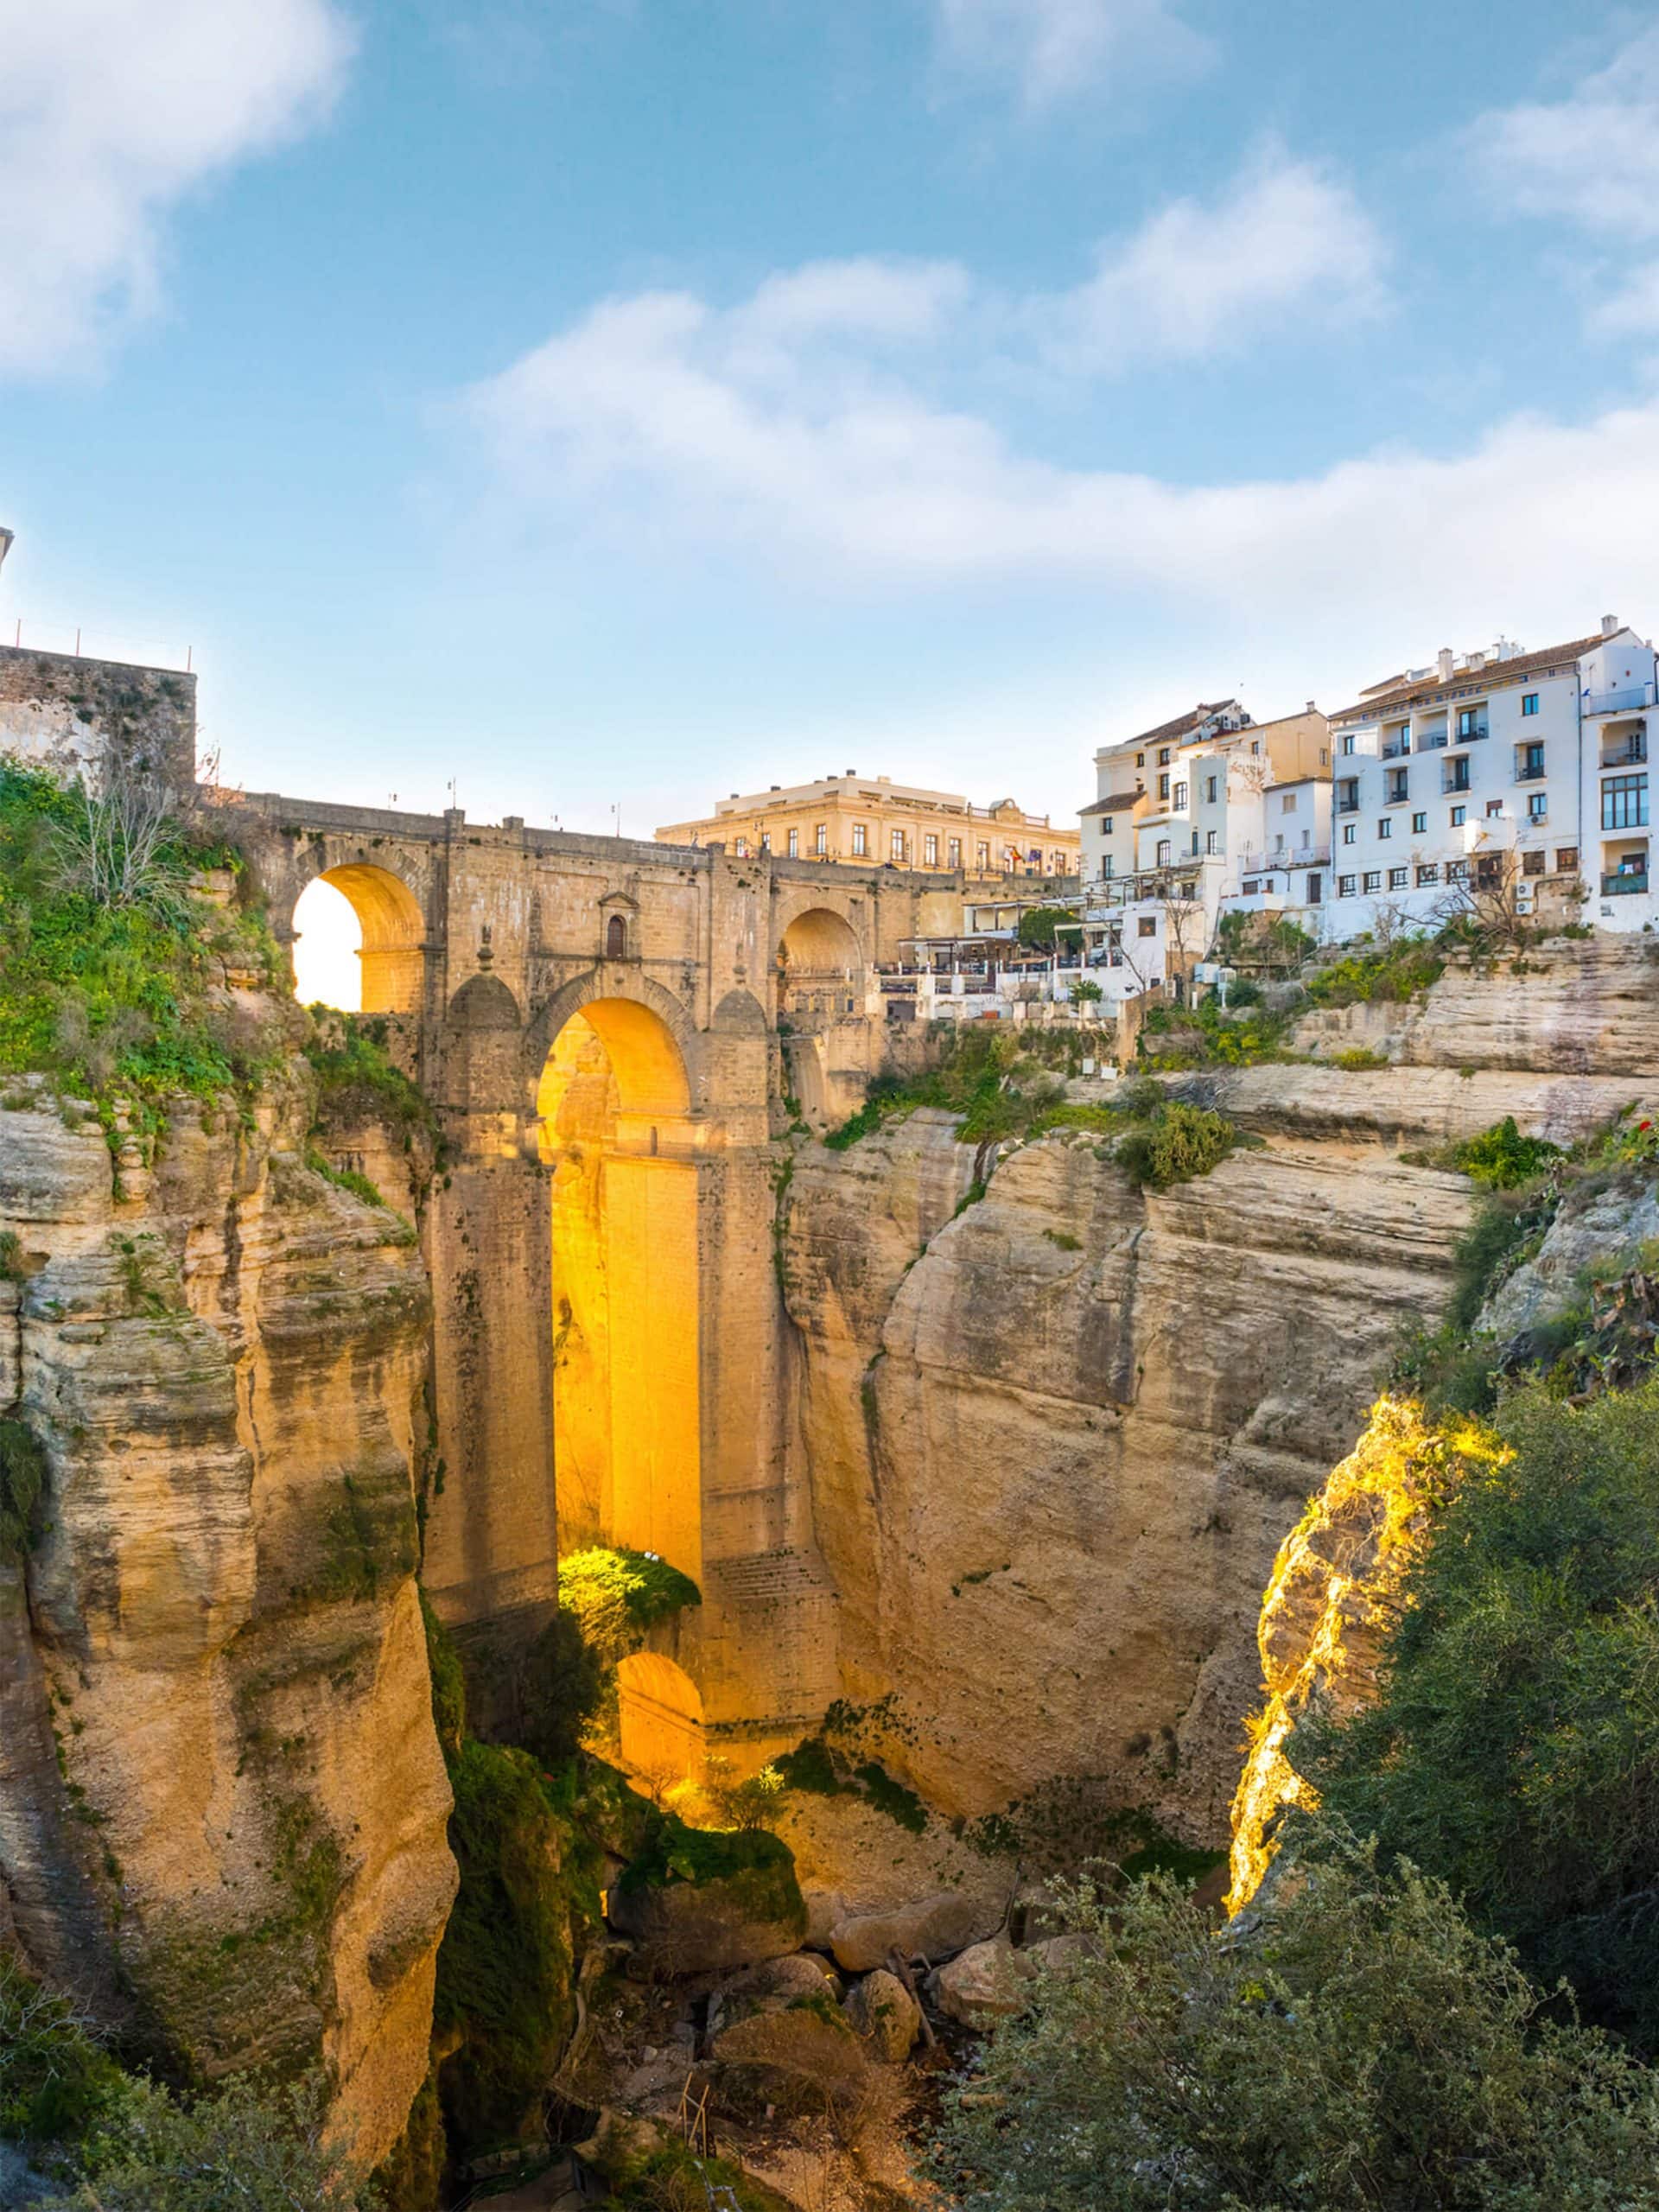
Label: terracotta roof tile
xmin=1079 ymin=790 xmax=1145 ymax=817
xmin=1331 ymin=634 xmax=1605 ymax=722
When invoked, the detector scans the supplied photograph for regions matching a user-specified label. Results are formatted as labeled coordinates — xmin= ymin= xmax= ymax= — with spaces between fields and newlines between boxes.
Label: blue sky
xmin=8 ymin=0 xmax=1659 ymax=839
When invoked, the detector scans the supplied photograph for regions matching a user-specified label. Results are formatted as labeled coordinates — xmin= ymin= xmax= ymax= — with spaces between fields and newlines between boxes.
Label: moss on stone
xmin=434 ymin=1739 xmax=575 ymax=2155
xmin=556 ymin=1546 xmax=702 ymax=1665
xmin=420 ymin=1588 xmax=466 ymax=1764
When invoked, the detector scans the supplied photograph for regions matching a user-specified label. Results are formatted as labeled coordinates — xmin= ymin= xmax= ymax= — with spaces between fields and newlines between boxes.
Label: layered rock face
xmin=0 ymin=1069 xmax=455 ymax=2169
xmin=780 ymin=943 xmax=1657 ymax=1843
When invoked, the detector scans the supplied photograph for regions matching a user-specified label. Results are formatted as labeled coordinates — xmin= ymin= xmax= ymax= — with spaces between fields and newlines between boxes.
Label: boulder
xmin=801 ymin=1885 xmax=845 ymax=1949
xmin=712 ymin=1996 xmax=865 ymax=2088
xmin=1022 ymin=1931 xmax=1098 ymax=1975
xmin=723 ymin=1953 xmax=841 ymax=2004
xmin=610 ymin=1824 xmax=807 ymax=1975
xmin=829 ymin=1889 xmax=995 ymax=1973
xmin=842 ymin=1968 xmax=921 ymax=2061
xmin=930 ymin=1935 xmax=1033 ymax=2025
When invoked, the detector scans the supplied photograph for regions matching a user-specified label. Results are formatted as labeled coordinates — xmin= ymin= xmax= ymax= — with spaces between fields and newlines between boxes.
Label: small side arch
xmin=446 ymin=973 xmax=524 ymax=1114
xmin=295 ymin=861 xmax=426 ymax=1014
xmin=615 ymin=1651 xmax=704 ymax=1783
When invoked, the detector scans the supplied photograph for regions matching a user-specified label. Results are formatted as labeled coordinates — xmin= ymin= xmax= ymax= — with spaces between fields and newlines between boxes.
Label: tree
xmin=1014 ymin=906 xmax=1072 ymax=951
xmin=1434 ymin=846 xmax=1533 ymax=950
xmin=936 ymin=1826 xmax=1659 ymax=2211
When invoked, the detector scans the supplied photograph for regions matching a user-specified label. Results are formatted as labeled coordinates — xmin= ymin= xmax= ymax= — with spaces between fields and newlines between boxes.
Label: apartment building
xmin=657 ymin=774 xmax=1078 ymax=878
xmin=1323 ymin=619 xmax=1656 ymax=938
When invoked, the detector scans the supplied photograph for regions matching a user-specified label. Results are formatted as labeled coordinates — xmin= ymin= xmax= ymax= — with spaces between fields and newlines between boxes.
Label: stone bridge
xmin=231 ymin=790 xmax=967 ymax=1760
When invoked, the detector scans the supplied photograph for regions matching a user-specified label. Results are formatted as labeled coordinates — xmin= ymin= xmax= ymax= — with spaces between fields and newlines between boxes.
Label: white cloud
xmin=931 ymin=0 xmax=1211 ymax=105
xmin=1475 ymin=26 xmax=1659 ymax=239
xmin=1473 ymin=29 xmax=1659 ymax=335
xmin=464 ymin=251 xmax=1659 ymax=658
xmin=0 ymin=0 xmax=353 ymax=376
xmin=1039 ymin=152 xmax=1388 ymax=370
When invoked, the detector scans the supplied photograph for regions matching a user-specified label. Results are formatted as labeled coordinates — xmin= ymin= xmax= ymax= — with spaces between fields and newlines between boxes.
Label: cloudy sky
xmin=6 ymin=0 xmax=1659 ymax=836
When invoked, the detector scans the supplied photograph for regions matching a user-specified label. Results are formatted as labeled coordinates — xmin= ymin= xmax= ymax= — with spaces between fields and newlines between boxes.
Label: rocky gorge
xmin=3 ymin=909 xmax=1657 ymax=2208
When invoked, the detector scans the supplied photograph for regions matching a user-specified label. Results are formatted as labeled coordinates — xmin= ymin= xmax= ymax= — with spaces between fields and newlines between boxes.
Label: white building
xmin=1324 ymin=619 xmax=1656 ymax=938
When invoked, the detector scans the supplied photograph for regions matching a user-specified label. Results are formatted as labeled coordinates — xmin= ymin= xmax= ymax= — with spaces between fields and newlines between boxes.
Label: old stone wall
xmin=0 ymin=645 xmax=197 ymax=785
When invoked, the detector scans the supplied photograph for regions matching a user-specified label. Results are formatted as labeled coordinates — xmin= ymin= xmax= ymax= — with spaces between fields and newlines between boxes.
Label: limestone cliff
xmin=779 ymin=939 xmax=1659 ymax=1844
xmin=0 ymin=1058 xmax=455 ymax=2170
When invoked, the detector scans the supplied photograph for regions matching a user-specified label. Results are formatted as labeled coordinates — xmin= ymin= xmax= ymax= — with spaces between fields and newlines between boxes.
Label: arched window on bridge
xmin=606 ymin=912 xmax=628 ymax=959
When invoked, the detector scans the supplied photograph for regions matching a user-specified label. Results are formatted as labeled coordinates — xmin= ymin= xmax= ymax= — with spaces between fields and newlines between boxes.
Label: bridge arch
xmin=535 ymin=986 xmax=702 ymax=1588
xmin=615 ymin=1651 xmax=704 ymax=1784
xmin=292 ymin=861 xmax=425 ymax=1014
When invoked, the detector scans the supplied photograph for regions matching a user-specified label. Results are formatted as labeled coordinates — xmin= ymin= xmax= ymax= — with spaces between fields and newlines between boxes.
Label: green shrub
xmin=1445 ymin=1116 xmax=1563 ymax=1189
xmin=1306 ymin=1378 xmax=1659 ymax=2048
xmin=619 ymin=1810 xmax=804 ymax=1936
xmin=1114 ymin=1100 xmax=1240 ymax=1190
xmin=1329 ymin=1045 xmax=1389 ymax=1071
xmin=1305 ymin=937 xmax=1445 ymax=1007
xmin=773 ymin=1738 xmax=842 ymax=1795
xmin=938 ymin=1825 xmax=1659 ymax=2211
xmin=0 ymin=759 xmax=284 ymax=1144
xmin=852 ymin=1761 xmax=928 ymax=1834
xmin=1014 ymin=906 xmax=1073 ymax=951
xmin=0 ymin=1228 xmax=23 ymax=1281
xmin=302 ymin=1017 xmax=433 ymax=1138
xmin=556 ymin=1548 xmax=701 ymax=1665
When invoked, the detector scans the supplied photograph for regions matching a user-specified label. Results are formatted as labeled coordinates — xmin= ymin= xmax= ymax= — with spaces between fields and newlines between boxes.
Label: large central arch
xmin=536 ymin=988 xmax=702 ymax=1587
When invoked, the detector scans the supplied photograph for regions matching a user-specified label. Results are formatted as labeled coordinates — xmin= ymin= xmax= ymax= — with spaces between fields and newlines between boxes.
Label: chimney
xmin=1437 ymin=648 xmax=1454 ymax=681
xmin=1602 ymin=613 xmax=1620 ymax=638
xmin=1306 ymin=700 xmax=1316 ymax=714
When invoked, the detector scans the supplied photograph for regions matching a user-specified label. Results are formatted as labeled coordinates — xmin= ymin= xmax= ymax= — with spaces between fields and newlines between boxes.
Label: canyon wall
xmin=779 ymin=940 xmax=1656 ymax=1841
xmin=0 ymin=1039 xmax=455 ymax=2170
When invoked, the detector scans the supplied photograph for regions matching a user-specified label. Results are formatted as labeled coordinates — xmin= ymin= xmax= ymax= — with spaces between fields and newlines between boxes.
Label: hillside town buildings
xmin=656 ymin=773 xmax=1079 ymax=879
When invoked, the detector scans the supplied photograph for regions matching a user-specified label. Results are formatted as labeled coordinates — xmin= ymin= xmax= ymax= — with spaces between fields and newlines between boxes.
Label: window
xmin=1342 ymin=822 xmax=1357 ymax=846
xmin=1389 ymin=867 xmax=1408 ymax=890
xmin=889 ymin=828 xmax=905 ymax=861
xmin=1377 ymin=817 xmax=1392 ymax=839
xmin=1485 ymin=799 xmax=1503 ymax=819
xmin=1363 ymin=870 xmax=1382 ymax=893
xmin=1415 ymin=863 xmax=1440 ymax=887
xmin=1445 ymin=761 xmax=1471 ymax=792
xmin=1522 ymin=849 xmax=1545 ymax=875
xmin=1190 ymin=831 xmax=1200 ymax=855
xmin=1205 ymin=775 xmax=1218 ymax=803
xmin=925 ymin=833 xmax=939 ymax=865
xmin=1173 ymin=780 xmax=1188 ymax=810
xmin=1250 ymin=740 xmax=1262 ymax=755
xmin=948 ymin=836 xmax=962 ymax=868
xmin=1102 ymin=856 xmax=1115 ymax=879
xmin=1341 ymin=734 xmax=1357 ymax=756
xmin=1319 ymin=748 xmax=1329 ymax=766
xmin=786 ymin=828 xmax=798 ymax=857
xmin=1519 ymin=741 xmax=1545 ymax=778
xmin=1205 ymin=829 xmax=1218 ymax=855
xmin=1457 ymin=706 xmax=1483 ymax=738
xmin=735 ymin=838 xmax=749 ymax=858
xmin=1386 ymin=769 xmax=1408 ymax=804
xmin=1451 ymin=804 xmax=1466 ymax=826
xmin=815 ymin=822 xmax=828 ymax=855
xmin=1603 ymin=772 xmax=1649 ymax=830
xmin=1395 ymin=725 xmax=1412 ymax=753
xmin=1282 ymin=791 xmax=1297 ymax=813
xmin=1522 ymin=692 xmax=1540 ymax=716
xmin=1135 ymin=752 xmax=1146 ymax=767
xmin=976 ymin=840 xmax=989 ymax=869
xmin=1137 ymin=916 xmax=1156 ymax=938
xmin=1156 ymin=838 xmax=1173 ymax=866
xmin=1556 ymin=847 xmax=1579 ymax=874
xmin=1338 ymin=873 xmax=1357 ymax=896
xmin=760 ymin=832 xmax=771 ymax=854
xmin=1159 ymin=773 xmax=1171 ymax=799
xmin=1158 ymin=747 xmax=1172 ymax=765
xmin=606 ymin=912 xmax=627 ymax=957
xmin=1411 ymin=810 xmax=1427 ymax=835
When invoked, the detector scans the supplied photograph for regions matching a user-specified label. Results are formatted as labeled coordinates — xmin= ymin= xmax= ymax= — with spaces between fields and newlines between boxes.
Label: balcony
xmin=1587 ymin=684 xmax=1655 ymax=716
xmin=1513 ymin=763 xmax=1548 ymax=783
xmin=1452 ymin=721 xmax=1489 ymax=744
xmin=1602 ymin=734 xmax=1648 ymax=769
xmin=1442 ymin=773 xmax=1472 ymax=797
xmin=1236 ymin=846 xmax=1331 ymax=874
xmin=1417 ymin=729 xmax=1448 ymax=750
xmin=1381 ymin=737 xmax=1410 ymax=760
xmin=1603 ymin=871 xmax=1650 ymax=896
xmin=1335 ymin=794 xmax=1361 ymax=815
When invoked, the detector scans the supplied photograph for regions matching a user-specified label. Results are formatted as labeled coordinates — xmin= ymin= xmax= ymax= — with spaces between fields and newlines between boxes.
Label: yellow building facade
xmin=656 ymin=773 xmax=1079 ymax=878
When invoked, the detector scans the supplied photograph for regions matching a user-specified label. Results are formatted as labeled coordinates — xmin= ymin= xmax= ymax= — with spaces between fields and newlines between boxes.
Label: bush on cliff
xmin=0 ymin=760 xmax=285 ymax=1143
xmin=936 ymin=1827 xmax=1659 ymax=2212
xmin=1304 ymin=1376 xmax=1659 ymax=2048
xmin=0 ymin=1948 xmax=377 ymax=2209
